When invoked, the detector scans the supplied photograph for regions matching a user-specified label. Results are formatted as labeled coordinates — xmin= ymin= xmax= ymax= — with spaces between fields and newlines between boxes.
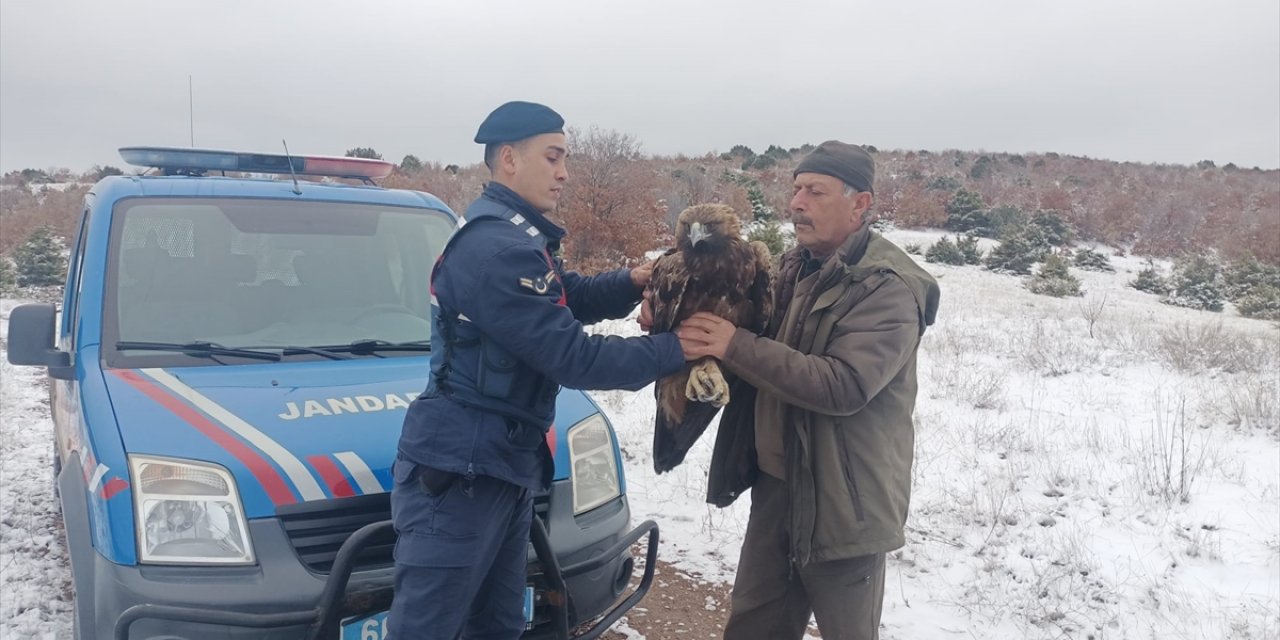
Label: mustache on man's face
xmin=791 ymin=215 xmax=813 ymax=226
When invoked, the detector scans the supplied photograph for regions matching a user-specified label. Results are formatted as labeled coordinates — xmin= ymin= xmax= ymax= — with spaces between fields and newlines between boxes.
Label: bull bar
xmin=114 ymin=518 xmax=660 ymax=640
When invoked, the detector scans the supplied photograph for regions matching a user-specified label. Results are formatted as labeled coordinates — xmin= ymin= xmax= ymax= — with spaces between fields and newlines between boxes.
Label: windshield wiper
xmin=317 ymin=339 xmax=431 ymax=356
xmin=115 ymin=341 xmax=283 ymax=361
xmin=239 ymin=345 xmax=352 ymax=361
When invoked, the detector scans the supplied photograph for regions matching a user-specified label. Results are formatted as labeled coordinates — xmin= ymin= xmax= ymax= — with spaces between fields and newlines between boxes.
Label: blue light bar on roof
xmin=118 ymin=147 xmax=395 ymax=180
xmin=120 ymin=148 xmax=242 ymax=172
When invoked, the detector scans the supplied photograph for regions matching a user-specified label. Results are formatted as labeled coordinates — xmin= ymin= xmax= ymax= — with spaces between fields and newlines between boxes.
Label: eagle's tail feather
xmin=653 ymin=398 xmax=724 ymax=474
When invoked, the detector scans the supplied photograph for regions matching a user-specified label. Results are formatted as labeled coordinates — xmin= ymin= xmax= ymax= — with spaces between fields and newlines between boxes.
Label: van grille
xmin=277 ymin=494 xmax=395 ymax=574
xmin=276 ymin=491 xmax=553 ymax=574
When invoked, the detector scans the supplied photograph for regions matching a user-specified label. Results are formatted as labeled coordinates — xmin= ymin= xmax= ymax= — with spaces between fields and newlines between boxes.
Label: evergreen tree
xmin=956 ymin=233 xmax=983 ymax=265
xmin=1235 ymin=285 xmax=1280 ymax=321
xmin=1223 ymin=256 xmax=1280 ymax=301
xmin=0 ymin=257 xmax=16 ymax=294
xmin=944 ymin=189 xmax=990 ymax=234
xmin=1073 ymin=247 xmax=1115 ymax=272
xmin=1026 ymin=253 xmax=1082 ymax=297
xmin=968 ymin=155 xmax=996 ymax=180
xmin=14 ymin=225 xmax=66 ymax=287
xmin=1130 ymin=260 xmax=1169 ymax=295
xmin=1030 ymin=209 xmax=1074 ymax=246
xmin=1162 ymin=254 xmax=1225 ymax=312
xmin=986 ymin=205 xmax=1027 ymax=238
xmin=925 ymin=175 xmax=961 ymax=192
xmin=743 ymin=154 xmax=776 ymax=170
xmin=746 ymin=184 xmax=775 ymax=221
xmin=925 ymin=236 xmax=966 ymax=265
xmin=763 ymin=145 xmax=791 ymax=160
xmin=747 ymin=220 xmax=790 ymax=259
xmin=984 ymin=226 xmax=1047 ymax=275
xmin=400 ymin=154 xmax=423 ymax=172
xmin=344 ymin=147 xmax=383 ymax=160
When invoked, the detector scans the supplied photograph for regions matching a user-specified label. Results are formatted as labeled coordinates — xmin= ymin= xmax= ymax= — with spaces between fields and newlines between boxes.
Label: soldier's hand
xmin=638 ymin=290 xmax=655 ymax=332
xmin=630 ymin=259 xmax=656 ymax=288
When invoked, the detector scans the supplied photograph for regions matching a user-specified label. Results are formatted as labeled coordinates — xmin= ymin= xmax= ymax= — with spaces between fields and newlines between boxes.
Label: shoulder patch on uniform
xmin=518 ymin=269 xmax=558 ymax=295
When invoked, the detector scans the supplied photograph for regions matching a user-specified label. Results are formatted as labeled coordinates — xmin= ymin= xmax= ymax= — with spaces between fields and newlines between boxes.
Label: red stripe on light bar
xmin=302 ymin=156 xmax=394 ymax=179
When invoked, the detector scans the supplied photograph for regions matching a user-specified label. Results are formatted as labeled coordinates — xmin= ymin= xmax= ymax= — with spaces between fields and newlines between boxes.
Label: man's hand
xmin=638 ymin=289 xmax=655 ymax=332
xmin=630 ymin=259 xmax=656 ymax=288
xmin=677 ymin=312 xmax=736 ymax=360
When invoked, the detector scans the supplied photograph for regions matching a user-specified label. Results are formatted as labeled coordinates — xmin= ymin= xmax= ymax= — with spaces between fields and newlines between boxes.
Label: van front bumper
xmin=107 ymin=504 xmax=658 ymax=640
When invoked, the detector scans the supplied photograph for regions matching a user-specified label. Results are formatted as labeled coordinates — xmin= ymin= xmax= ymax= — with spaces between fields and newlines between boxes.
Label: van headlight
xmin=567 ymin=414 xmax=621 ymax=515
xmin=129 ymin=455 xmax=255 ymax=565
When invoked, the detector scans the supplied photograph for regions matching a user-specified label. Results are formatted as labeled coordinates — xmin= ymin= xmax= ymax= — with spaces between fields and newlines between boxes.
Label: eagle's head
xmin=676 ymin=204 xmax=740 ymax=253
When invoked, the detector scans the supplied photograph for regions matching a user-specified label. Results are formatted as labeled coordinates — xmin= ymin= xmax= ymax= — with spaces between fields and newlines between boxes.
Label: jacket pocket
xmin=393 ymin=529 xmax=479 ymax=569
xmin=392 ymin=457 xmax=419 ymax=486
xmin=836 ymin=428 xmax=866 ymax=522
xmin=418 ymin=467 xmax=459 ymax=496
xmin=478 ymin=337 xmax=518 ymax=399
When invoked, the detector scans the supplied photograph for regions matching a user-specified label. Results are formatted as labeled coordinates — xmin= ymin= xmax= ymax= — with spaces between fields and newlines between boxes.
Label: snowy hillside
xmin=2 ymin=229 xmax=1278 ymax=639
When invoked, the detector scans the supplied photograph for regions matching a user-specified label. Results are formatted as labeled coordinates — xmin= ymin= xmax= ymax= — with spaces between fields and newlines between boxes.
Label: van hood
xmin=103 ymin=361 xmax=591 ymax=517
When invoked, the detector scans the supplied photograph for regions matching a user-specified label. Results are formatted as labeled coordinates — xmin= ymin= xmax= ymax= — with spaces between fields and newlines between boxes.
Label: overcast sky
xmin=2 ymin=0 xmax=1278 ymax=174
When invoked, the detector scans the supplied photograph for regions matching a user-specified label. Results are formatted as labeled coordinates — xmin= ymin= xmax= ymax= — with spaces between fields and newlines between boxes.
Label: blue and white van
xmin=6 ymin=148 xmax=656 ymax=640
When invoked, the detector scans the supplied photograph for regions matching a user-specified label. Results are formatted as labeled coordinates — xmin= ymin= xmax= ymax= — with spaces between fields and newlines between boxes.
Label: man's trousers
xmin=723 ymin=473 xmax=886 ymax=640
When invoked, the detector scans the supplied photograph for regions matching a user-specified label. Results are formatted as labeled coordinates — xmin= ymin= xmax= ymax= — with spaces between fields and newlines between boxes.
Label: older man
xmin=678 ymin=141 xmax=941 ymax=640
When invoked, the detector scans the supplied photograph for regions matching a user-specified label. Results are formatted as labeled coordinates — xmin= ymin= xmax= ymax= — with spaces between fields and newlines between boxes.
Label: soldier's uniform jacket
xmin=398 ymin=184 xmax=684 ymax=491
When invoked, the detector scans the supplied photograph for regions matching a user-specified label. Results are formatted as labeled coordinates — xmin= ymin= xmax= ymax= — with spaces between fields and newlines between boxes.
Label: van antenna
xmin=281 ymin=139 xmax=303 ymax=195
xmin=188 ymin=75 xmax=195 ymax=147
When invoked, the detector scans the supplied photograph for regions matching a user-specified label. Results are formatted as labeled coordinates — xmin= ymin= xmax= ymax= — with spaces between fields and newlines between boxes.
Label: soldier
xmin=389 ymin=101 xmax=692 ymax=639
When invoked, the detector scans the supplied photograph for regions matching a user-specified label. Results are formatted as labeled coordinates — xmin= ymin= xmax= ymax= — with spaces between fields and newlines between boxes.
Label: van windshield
xmin=102 ymin=197 xmax=454 ymax=367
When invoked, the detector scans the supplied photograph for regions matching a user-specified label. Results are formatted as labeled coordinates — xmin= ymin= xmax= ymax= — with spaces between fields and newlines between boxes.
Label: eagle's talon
xmin=686 ymin=361 xmax=730 ymax=406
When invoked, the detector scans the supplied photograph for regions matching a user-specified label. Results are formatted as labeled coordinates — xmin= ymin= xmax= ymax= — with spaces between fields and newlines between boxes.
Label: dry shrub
xmin=1 ymin=184 xmax=88 ymax=256
xmin=557 ymin=127 xmax=669 ymax=273
xmin=1154 ymin=321 xmax=1273 ymax=374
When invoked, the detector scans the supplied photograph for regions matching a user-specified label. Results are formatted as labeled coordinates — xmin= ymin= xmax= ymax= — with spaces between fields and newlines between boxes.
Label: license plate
xmin=340 ymin=587 xmax=536 ymax=639
xmin=341 ymin=611 xmax=388 ymax=640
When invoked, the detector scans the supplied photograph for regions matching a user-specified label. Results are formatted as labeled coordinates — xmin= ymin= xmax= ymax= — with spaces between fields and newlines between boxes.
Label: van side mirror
xmin=6 ymin=303 xmax=73 ymax=380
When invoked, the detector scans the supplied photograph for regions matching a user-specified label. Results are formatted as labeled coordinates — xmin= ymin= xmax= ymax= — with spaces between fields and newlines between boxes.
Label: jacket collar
xmin=476 ymin=182 xmax=567 ymax=243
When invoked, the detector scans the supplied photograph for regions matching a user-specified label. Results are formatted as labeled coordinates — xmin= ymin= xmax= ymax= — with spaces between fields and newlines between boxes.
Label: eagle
xmin=646 ymin=203 xmax=773 ymax=474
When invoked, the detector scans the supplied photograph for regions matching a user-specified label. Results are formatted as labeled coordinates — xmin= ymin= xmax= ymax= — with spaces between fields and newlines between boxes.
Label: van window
xmin=62 ymin=206 xmax=91 ymax=349
xmin=102 ymin=197 xmax=453 ymax=367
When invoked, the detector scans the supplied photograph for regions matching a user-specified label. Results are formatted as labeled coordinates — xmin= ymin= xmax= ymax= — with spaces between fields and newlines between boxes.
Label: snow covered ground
xmin=1 ymin=298 xmax=72 ymax=639
xmin=2 ymin=229 xmax=1278 ymax=639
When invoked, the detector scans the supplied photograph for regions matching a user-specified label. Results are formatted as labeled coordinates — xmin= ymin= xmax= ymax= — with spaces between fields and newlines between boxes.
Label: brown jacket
xmin=708 ymin=225 xmax=940 ymax=564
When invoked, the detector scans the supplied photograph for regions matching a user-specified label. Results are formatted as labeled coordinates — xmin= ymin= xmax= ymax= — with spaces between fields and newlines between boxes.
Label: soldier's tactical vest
xmin=425 ymin=199 xmax=562 ymax=430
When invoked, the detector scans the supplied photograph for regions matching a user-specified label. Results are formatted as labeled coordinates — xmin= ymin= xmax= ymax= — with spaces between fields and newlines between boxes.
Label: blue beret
xmin=474 ymin=101 xmax=565 ymax=144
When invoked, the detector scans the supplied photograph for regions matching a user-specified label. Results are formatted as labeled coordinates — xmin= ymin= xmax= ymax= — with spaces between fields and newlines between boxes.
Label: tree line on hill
xmin=3 ymin=131 xmax=1277 ymax=319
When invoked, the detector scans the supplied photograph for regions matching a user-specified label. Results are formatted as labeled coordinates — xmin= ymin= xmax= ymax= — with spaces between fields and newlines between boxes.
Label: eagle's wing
xmin=747 ymin=240 xmax=774 ymax=334
xmin=647 ymin=249 xmax=686 ymax=333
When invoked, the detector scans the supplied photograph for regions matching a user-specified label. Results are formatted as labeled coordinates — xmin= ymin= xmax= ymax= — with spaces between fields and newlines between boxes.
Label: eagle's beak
xmin=688 ymin=222 xmax=710 ymax=246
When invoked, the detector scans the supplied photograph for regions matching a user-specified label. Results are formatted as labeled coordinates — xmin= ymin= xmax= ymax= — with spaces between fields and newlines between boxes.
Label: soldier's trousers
xmin=388 ymin=458 xmax=532 ymax=640
xmin=723 ymin=473 xmax=886 ymax=640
